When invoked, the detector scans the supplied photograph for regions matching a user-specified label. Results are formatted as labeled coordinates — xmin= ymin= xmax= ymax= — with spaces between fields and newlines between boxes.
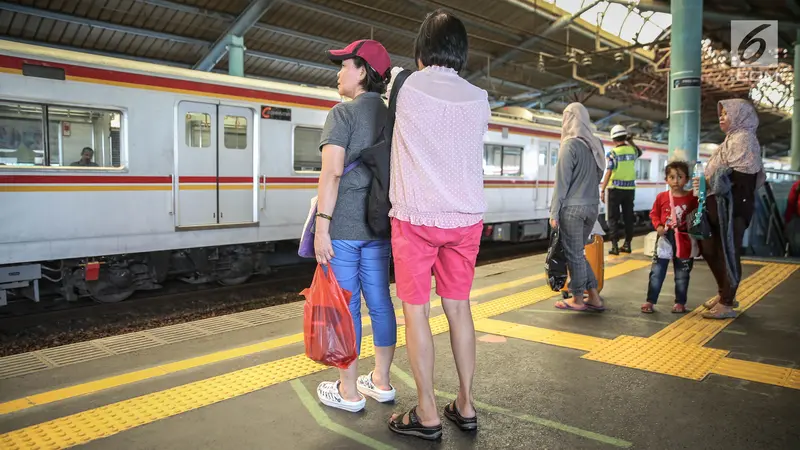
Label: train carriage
xmin=0 ymin=40 xmax=722 ymax=305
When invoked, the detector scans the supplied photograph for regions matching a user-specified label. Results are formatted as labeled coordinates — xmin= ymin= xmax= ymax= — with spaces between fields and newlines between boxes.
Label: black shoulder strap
xmin=384 ymin=69 xmax=413 ymax=140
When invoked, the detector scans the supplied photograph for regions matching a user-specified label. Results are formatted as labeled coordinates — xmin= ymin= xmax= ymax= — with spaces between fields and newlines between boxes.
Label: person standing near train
xmin=550 ymin=102 xmax=605 ymax=312
xmin=386 ymin=9 xmax=487 ymax=440
xmin=601 ymin=125 xmax=643 ymax=255
xmin=312 ymin=39 xmax=398 ymax=413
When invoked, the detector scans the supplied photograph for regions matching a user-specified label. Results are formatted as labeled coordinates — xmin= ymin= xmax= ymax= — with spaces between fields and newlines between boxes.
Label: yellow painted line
xmin=474 ymin=318 xmax=609 ymax=352
xmin=651 ymin=263 xmax=799 ymax=346
xmin=0 ymin=260 xmax=650 ymax=448
xmin=709 ymin=358 xmax=800 ymax=390
xmin=0 ymin=268 xmax=549 ymax=415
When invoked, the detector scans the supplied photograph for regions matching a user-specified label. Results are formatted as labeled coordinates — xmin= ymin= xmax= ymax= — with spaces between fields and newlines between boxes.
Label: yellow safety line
xmin=0 ymin=260 xmax=650 ymax=449
xmin=651 ymin=263 xmax=799 ymax=346
xmin=0 ymin=271 xmax=549 ymax=416
xmin=474 ymin=318 xmax=610 ymax=352
xmin=709 ymin=358 xmax=800 ymax=390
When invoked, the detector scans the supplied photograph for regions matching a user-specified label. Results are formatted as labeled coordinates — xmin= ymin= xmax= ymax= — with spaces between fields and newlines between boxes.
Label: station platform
xmin=1 ymin=237 xmax=799 ymax=449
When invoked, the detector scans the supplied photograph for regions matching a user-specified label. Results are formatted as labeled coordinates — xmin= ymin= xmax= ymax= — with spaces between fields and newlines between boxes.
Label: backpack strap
xmin=384 ymin=69 xmax=413 ymax=141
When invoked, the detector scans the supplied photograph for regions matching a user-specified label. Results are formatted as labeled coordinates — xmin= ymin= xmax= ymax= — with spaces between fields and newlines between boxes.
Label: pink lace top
xmin=388 ymin=66 xmax=490 ymax=228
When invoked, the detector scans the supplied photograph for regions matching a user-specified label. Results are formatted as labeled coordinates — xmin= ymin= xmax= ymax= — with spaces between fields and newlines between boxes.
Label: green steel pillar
xmin=667 ymin=0 xmax=704 ymax=164
xmin=792 ymin=29 xmax=800 ymax=171
xmin=228 ymin=35 xmax=245 ymax=77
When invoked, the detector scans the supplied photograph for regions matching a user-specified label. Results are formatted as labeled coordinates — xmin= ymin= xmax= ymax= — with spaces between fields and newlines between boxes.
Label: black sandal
xmin=444 ymin=401 xmax=478 ymax=431
xmin=388 ymin=406 xmax=442 ymax=440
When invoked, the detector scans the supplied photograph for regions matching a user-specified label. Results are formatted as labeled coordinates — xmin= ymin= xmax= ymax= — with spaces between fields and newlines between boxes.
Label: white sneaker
xmin=356 ymin=371 xmax=396 ymax=403
xmin=317 ymin=380 xmax=365 ymax=412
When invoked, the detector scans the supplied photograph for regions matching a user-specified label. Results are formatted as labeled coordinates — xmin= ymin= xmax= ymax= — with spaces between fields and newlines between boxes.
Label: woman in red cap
xmin=313 ymin=39 xmax=397 ymax=413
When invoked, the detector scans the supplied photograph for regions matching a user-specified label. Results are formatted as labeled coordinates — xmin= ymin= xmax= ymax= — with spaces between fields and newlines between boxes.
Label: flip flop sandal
xmin=703 ymin=297 xmax=739 ymax=309
xmin=388 ymin=406 xmax=442 ymax=441
xmin=672 ymin=303 xmax=687 ymax=314
xmin=641 ymin=303 xmax=654 ymax=314
xmin=585 ymin=302 xmax=606 ymax=312
xmin=444 ymin=401 xmax=478 ymax=431
xmin=555 ymin=300 xmax=588 ymax=311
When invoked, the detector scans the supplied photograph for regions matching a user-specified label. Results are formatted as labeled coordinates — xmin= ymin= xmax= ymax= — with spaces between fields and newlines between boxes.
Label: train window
xmin=0 ymin=101 xmax=123 ymax=168
xmin=502 ymin=147 xmax=522 ymax=176
xmin=294 ymin=126 xmax=323 ymax=172
xmin=636 ymin=158 xmax=652 ymax=180
xmin=185 ymin=112 xmax=211 ymax=148
xmin=223 ymin=116 xmax=247 ymax=150
xmin=657 ymin=156 xmax=667 ymax=178
xmin=550 ymin=147 xmax=558 ymax=166
xmin=483 ymin=144 xmax=523 ymax=176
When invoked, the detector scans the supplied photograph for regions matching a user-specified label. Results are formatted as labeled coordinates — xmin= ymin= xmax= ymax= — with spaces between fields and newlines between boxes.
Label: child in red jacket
xmin=642 ymin=161 xmax=699 ymax=314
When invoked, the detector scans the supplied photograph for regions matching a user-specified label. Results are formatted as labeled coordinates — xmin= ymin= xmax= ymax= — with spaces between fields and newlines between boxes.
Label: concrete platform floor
xmin=1 ymin=237 xmax=799 ymax=450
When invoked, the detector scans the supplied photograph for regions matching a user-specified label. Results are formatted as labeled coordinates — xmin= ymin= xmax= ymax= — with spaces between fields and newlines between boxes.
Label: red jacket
xmin=785 ymin=180 xmax=800 ymax=224
xmin=650 ymin=191 xmax=698 ymax=259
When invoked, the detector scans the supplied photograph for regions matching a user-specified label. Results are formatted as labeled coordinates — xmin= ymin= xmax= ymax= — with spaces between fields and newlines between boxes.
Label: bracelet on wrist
xmin=315 ymin=212 xmax=333 ymax=221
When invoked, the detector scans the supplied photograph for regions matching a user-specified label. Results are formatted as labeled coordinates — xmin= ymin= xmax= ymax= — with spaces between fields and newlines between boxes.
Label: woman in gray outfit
xmin=549 ymin=103 xmax=605 ymax=311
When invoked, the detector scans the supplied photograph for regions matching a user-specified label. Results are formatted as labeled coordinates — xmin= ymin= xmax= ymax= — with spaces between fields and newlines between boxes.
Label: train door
xmin=176 ymin=101 xmax=256 ymax=228
xmin=218 ymin=106 xmax=255 ymax=225
xmin=177 ymin=102 xmax=218 ymax=227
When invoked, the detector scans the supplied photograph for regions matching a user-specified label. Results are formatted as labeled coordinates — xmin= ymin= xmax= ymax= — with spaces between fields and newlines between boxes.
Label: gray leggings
xmin=559 ymin=205 xmax=599 ymax=299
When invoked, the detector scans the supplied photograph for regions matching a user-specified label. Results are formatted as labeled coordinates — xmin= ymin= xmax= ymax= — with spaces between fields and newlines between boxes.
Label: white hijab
xmin=561 ymin=102 xmax=606 ymax=173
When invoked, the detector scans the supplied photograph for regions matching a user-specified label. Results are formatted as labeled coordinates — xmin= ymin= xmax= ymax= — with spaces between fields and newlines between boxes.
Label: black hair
xmin=352 ymin=56 xmax=391 ymax=95
xmin=413 ymin=9 xmax=469 ymax=72
xmin=612 ymin=137 xmax=628 ymax=144
xmin=81 ymin=147 xmax=94 ymax=155
xmin=665 ymin=160 xmax=690 ymax=179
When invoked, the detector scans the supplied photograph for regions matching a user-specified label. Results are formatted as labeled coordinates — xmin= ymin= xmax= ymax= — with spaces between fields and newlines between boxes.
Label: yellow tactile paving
xmin=0 ymin=259 xmax=651 ymax=449
xmin=651 ymin=263 xmax=799 ymax=346
xmin=474 ymin=318 xmax=609 ymax=352
xmin=709 ymin=358 xmax=797 ymax=389
xmin=582 ymin=335 xmax=730 ymax=381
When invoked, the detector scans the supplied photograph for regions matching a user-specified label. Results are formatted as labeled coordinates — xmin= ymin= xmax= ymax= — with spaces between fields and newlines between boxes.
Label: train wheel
xmin=218 ymin=275 xmax=250 ymax=286
xmin=91 ymin=290 xmax=135 ymax=303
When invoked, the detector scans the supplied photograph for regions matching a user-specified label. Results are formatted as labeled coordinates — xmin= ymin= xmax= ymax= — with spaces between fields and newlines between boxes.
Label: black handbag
xmin=688 ymin=204 xmax=712 ymax=240
xmin=545 ymin=228 xmax=568 ymax=292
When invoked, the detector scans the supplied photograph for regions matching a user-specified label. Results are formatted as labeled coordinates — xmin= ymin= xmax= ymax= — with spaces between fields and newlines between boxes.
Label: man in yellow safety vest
xmin=601 ymin=125 xmax=642 ymax=255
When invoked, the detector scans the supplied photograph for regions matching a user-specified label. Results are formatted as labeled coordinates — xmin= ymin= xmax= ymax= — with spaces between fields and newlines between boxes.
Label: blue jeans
xmin=327 ymin=240 xmax=396 ymax=355
xmin=646 ymin=255 xmax=694 ymax=305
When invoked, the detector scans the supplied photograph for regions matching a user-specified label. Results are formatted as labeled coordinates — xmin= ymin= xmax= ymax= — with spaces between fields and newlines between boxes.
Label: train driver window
xmin=0 ymin=101 xmax=124 ymax=168
xmin=223 ymin=116 xmax=247 ymax=149
xmin=185 ymin=112 xmax=211 ymax=148
xmin=636 ymin=158 xmax=652 ymax=180
xmin=294 ymin=126 xmax=323 ymax=172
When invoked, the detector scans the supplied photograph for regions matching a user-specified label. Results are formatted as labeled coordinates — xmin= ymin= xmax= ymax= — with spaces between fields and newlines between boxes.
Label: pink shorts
xmin=391 ymin=218 xmax=483 ymax=305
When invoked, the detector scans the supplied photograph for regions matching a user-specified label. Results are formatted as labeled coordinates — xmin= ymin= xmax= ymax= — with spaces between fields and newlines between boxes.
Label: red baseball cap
xmin=327 ymin=39 xmax=391 ymax=78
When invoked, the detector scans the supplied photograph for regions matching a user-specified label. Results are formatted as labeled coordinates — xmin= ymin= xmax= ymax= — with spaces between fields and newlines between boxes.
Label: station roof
xmin=0 ymin=0 xmax=796 ymax=160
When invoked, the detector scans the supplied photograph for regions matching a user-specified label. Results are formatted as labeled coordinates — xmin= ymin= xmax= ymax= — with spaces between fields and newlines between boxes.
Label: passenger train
xmin=0 ymin=41 xmax=767 ymax=305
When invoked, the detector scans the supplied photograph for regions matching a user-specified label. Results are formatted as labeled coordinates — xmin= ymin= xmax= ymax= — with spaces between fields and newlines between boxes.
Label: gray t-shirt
xmin=319 ymin=92 xmax=387 ymax=241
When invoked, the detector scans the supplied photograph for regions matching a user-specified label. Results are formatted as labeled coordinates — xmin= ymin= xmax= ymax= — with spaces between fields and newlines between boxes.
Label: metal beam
xmin=0 ymin=2 xmax=208 ymax=47
xmin=466 ymin=0 xmax=604 ymax=82
xmin=594 ymin=107 xmax=631 ymax=125
xmin=405 ymin=0 xmax=524 ymax=42
xmin=626 ymin=0 xmax=800 ymax=30
xmin=194 ymin=0 xmax=279 ymax=71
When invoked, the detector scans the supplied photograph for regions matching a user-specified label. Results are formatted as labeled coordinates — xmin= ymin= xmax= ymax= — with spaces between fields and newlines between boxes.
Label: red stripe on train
xmin=0 ymin=175 xmax=172 ymax=184
xmin=179 ymin=176 xmax=253 ymax=183
xmin=0 ymin=55 xmax=339 ymax=110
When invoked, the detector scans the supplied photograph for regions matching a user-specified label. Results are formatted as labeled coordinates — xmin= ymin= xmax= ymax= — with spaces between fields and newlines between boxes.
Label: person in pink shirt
xmin=387 ymin=9 xmax=489 ymax=441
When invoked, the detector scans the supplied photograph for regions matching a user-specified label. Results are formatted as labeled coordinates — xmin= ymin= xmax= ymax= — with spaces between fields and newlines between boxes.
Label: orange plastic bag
xmin=300 ymin=265 xmax=358 ymax=369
